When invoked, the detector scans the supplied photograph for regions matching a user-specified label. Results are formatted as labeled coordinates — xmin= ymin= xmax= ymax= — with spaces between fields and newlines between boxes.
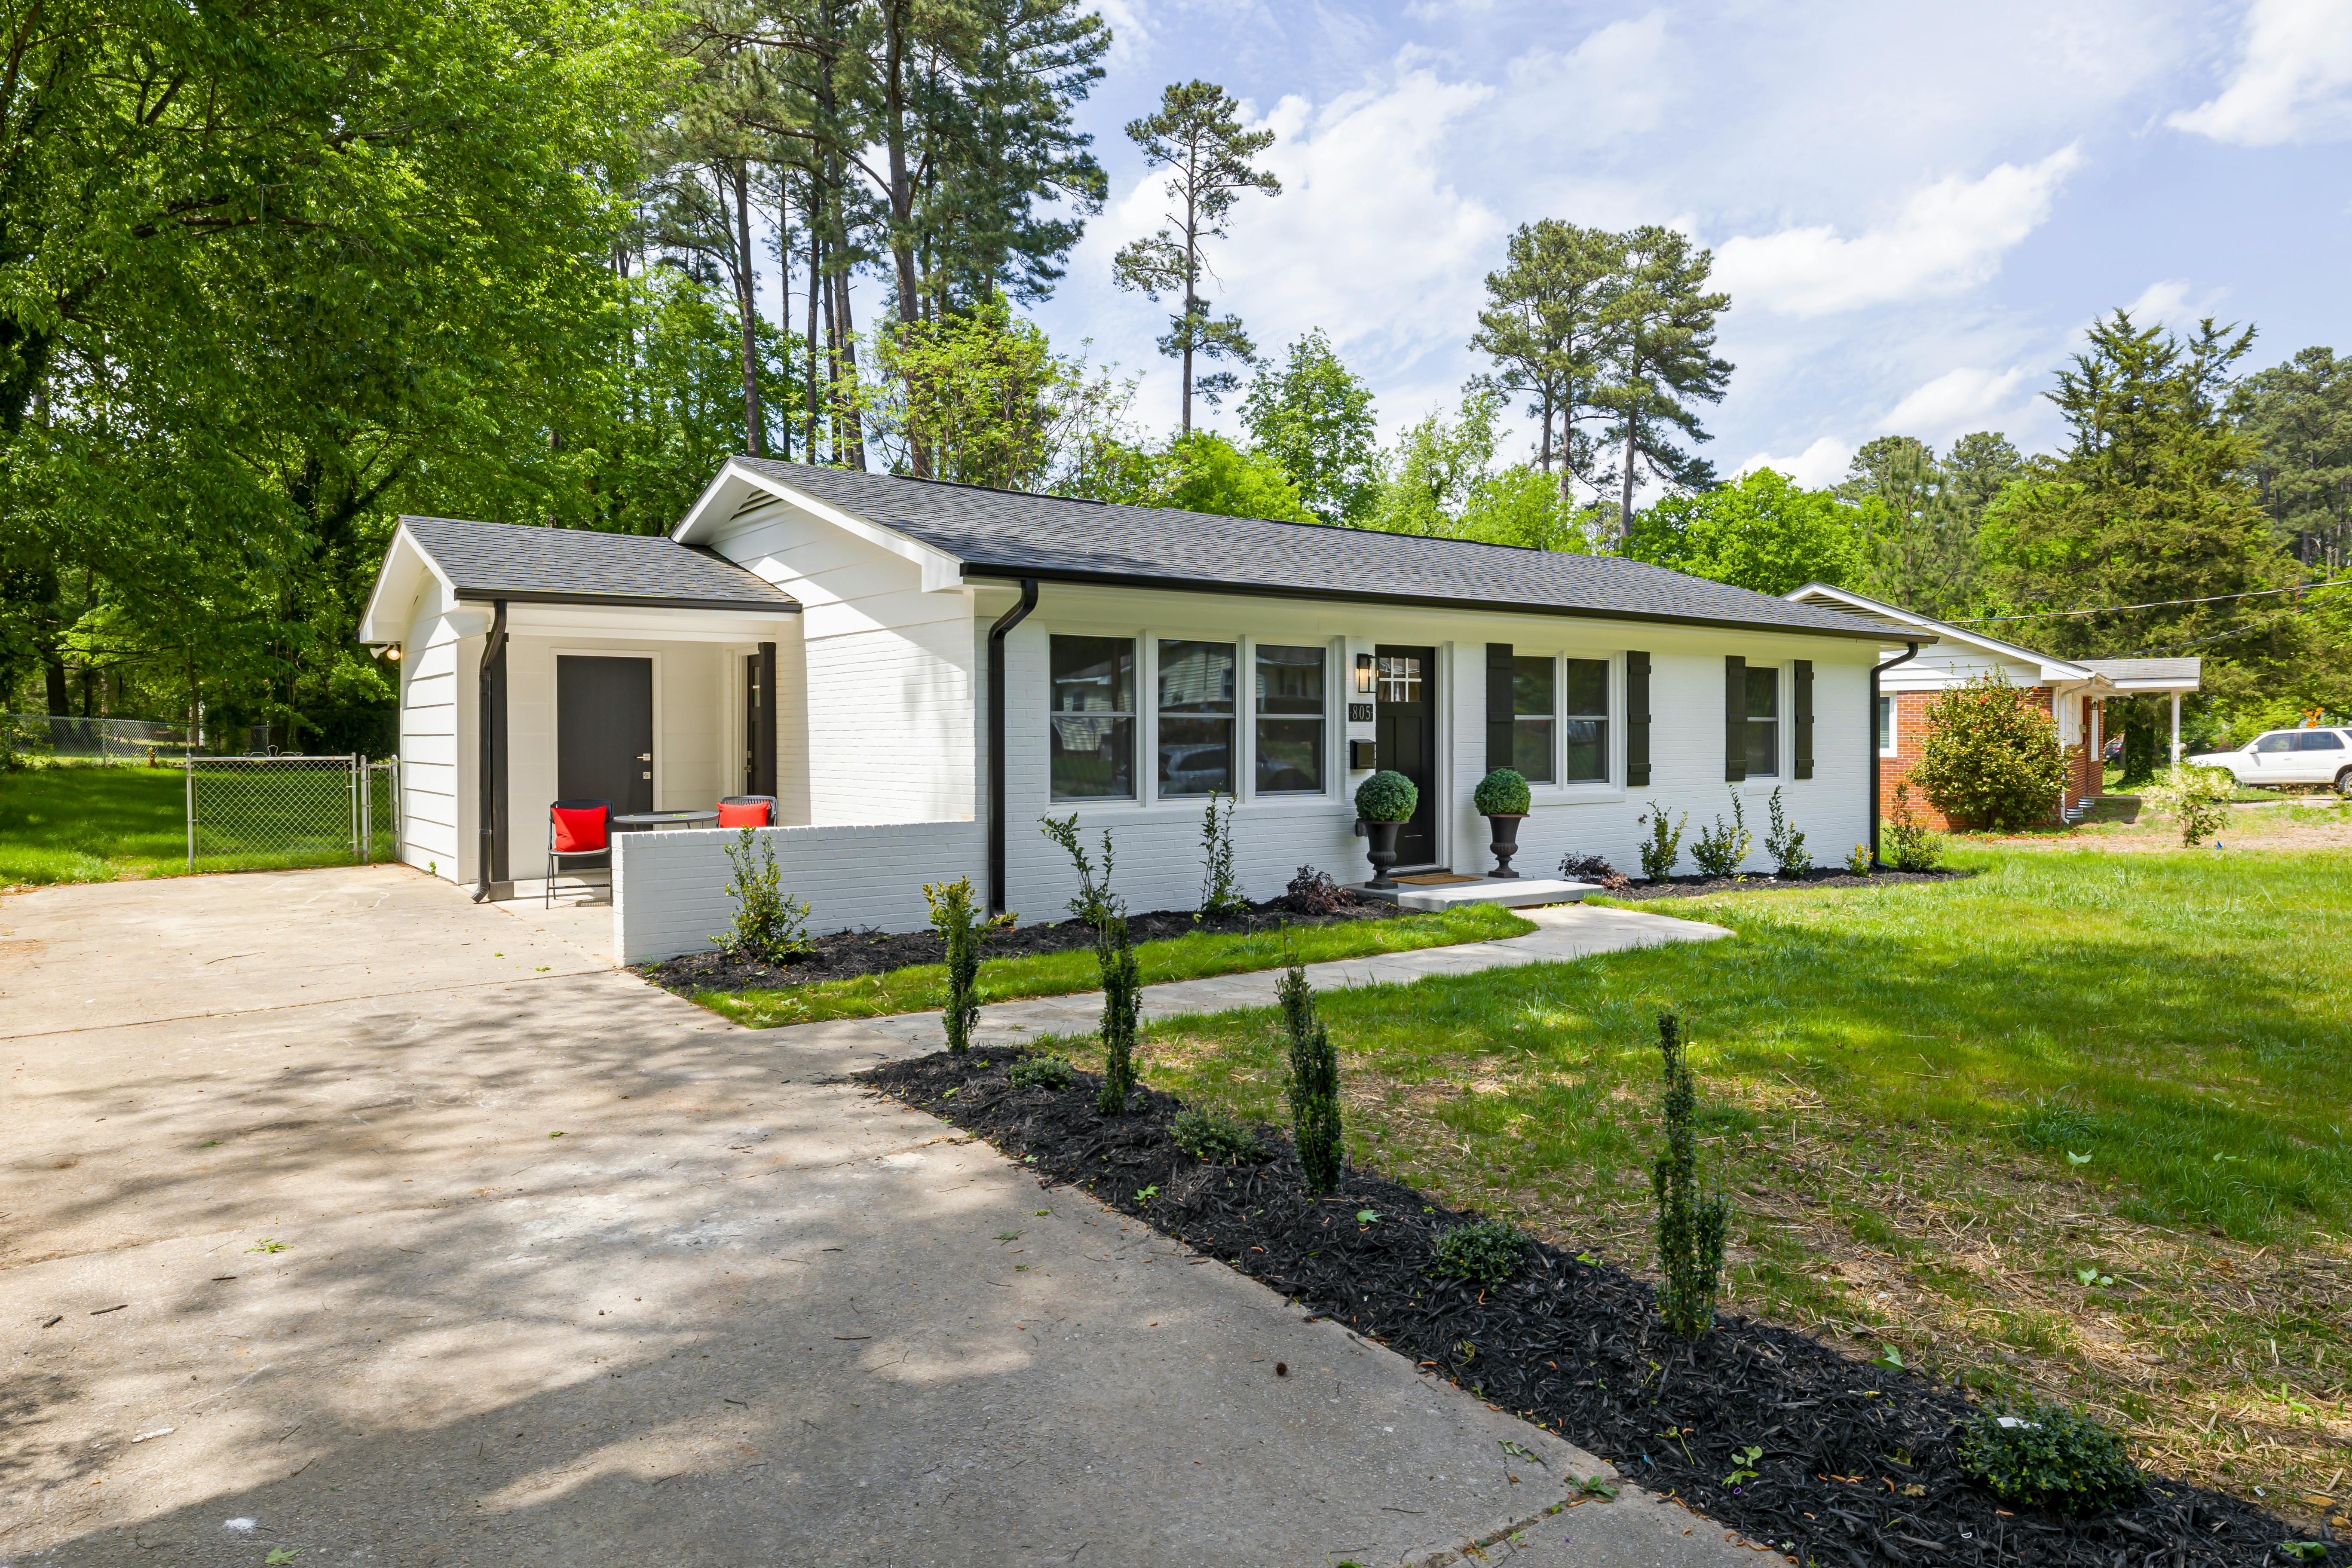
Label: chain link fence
xmin=185 ymin=755 xmax=401 ymax=872
xmin=5 ymin=714 xmax=271 ymax=763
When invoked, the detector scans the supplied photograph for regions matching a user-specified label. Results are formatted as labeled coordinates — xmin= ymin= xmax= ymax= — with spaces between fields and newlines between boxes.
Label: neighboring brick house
xmin=1784 ymin=584 xmax=2199 ymax=831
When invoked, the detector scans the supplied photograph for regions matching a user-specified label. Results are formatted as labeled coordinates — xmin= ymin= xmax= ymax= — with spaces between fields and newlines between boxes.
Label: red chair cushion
xmin=716 ymin=801 xmax=771 ymax=828
xmin=551 ymin=805 xmax=607 ymax=853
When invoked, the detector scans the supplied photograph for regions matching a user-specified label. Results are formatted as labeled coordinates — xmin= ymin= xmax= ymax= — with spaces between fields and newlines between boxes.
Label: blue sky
xmin=1006 ymin=0 xmax=2352 ymax=493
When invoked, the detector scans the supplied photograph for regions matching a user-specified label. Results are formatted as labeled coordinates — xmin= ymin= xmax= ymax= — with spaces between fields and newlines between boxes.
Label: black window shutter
xmin=1794 ymin=659 xmax=1814 ymax=780
xmin=1626 ymin=651 xmax=1651 ymax=787
xmin=1486 ymin=643 xmax=1514 ymax=774
xmin=1724 ymin=655 xmax=1747 ymax=781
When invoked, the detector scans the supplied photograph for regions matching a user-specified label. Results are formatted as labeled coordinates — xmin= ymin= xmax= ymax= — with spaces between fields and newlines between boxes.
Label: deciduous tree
xmin=1239 ymin=329 xmax=1378 ymax=526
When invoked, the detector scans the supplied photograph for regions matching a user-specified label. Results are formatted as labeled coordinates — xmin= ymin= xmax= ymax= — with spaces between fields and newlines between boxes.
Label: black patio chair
xmin=546 ymin=798 xmax=615 ymax=907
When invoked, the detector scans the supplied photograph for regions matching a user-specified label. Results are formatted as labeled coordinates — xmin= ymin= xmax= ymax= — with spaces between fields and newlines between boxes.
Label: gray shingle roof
xmin=2079 ymin=658 xmax=2202 ymax=686
xmin=730 ymin=459 xmax=1894 ymax=640
xmin=402 ymin=515 xmax=796 ymax=611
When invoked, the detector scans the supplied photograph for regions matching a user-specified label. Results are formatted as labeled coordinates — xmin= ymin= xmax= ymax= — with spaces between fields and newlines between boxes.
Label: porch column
xmin=2170 ymin=691 xmax=2181 ymax=766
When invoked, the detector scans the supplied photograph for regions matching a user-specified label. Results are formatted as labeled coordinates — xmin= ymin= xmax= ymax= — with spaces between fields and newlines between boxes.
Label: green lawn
xmin=0 ymin=761 xmax=395 ymax=885
xmin=1039 ymin=845 xmax=2352 ymax=1518
xmin=692 ymin=901 xmax=1537 ymax=1027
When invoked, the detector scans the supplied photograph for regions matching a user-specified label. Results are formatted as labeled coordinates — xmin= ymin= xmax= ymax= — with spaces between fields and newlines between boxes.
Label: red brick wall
xmin=1880 ymin=686 xmax=2088 ymax=831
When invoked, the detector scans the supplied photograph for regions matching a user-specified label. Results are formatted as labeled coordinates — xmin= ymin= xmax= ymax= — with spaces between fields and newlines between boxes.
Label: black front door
xmin=1374 ymin=644 xmax=1438 ymax=867
xmin=557 ymin=656 xmax=654 ymax=815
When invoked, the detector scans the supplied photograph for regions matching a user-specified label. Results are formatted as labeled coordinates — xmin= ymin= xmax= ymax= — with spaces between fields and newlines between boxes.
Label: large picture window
xmin=1255 ymin=644 xmax=1326 ymax=793
xmin=1745 ymin=665 xmax=1779 ymax=778
xmin=1511 ymin=656 xmax=1555 ymax=783
xmin=1050 ymin=636 xmax=1135 ymax=799
xmin=1157 ymin=639 xmax=1235 ymax=796
xmin=1563 ymin=657 xmax=1609 ymax=782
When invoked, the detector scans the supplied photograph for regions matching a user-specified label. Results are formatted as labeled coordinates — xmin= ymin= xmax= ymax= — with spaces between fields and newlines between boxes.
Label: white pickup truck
xmin=2187 ymin=728 xmax=2352 ymax=793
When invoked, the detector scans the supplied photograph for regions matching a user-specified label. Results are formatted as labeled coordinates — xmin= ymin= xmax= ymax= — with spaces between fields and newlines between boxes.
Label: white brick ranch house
xmin=358 ymin=459 xmax=1924 ymax=962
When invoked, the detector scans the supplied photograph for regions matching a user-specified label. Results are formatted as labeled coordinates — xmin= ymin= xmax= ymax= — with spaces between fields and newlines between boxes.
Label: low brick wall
xmin=613 ymin=821 xmax=985 ymax=965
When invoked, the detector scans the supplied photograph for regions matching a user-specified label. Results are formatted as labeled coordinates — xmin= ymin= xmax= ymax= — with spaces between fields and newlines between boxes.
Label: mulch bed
xmin=637 ymin=895 xmax=1400 ymax=995
xmin=861 ymin=1050 xmax=2338 ymax=1568
xmin=1598 ymin=868 xmax=1975 ymax=902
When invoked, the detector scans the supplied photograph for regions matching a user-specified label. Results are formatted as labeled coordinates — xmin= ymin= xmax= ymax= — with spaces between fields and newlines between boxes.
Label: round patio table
xmin=611 ymin=809 xmax=720 ymax=832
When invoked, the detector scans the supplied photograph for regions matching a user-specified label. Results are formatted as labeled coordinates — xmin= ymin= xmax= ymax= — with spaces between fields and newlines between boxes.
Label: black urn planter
xmin=1358 ymin=818 xmax=1404 ymax=888
xmin=1485 ymin=813 xmax=1526 ymax=878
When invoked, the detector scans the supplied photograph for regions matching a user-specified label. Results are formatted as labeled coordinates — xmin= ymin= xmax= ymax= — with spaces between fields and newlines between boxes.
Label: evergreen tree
xmin=1942 ymin=430 xmax=2025 ymax=519
xmin=1592 ymin=227 xmax=1733 ymax=548
xmin=1111 ymin=81 xmax=1281 ymax=436
xmin=2231 ymin=346 xmax=2352 ymax=573
xmin=1470 ymin=220 xmax=1622 ymax=499
xmin=1838 ymin=436 xmax=1979 ymax=617
xmin=1630 ymin=469 xmax=1864 ymax=595
xmin=1239 ymin=329 xmax=1380 ymax=526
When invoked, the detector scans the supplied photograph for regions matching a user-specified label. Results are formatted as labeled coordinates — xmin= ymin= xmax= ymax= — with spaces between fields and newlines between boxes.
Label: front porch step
xmin=1349 ymin=876 xmax=1599 ymax=913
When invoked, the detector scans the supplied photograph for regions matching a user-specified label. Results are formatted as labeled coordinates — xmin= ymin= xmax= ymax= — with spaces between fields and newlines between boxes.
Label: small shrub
xmin=1427 ymin=1219 xmax=1528 ymax=1286
xmin=1653 ymin=1012 xmax=1729 ymax=1337
xmin=1763 ymin=787 xmax=1811 ymax=877
xmin=1196 ymin=790 xmax=1246 ymax=919
xmin=720 ymin=827 xmax=813 ymax=964
xmin=1957 ymin=1401 xmax=2142 ymax=1515
xmin=1884 ymin=779 xmax=1943 ymax=871
xmin=1473 ymin=767 xmax=1530 ymax=816
xmin=1354 ymin=769 xmax=1418 ymax=824
xmin=1171 ymin=1107 xmax=1260 ymax=1164
xmin=2146 ymin=763 xmax=2233 ymax=846
xmin=1635 ymin=803 xmax=1686 ymax=881
xmin=1039 ymin=812 xmax=1119 ymax=927
xmin=923 ymin=876 xmax=985 ymax=1054
xmin=1284 ymin=864 xmax=1353 ymax=916
xmin=1845 ymin=842 xmax=1871 ymax=876
xmin=1688 ymin=791 xmax=1752 ymax=879
xmin=1008 ymin=1054 xmax=1075 ymax=1090
xmin=1280 ymin=962 xmax=1342 ymax=1194
xmin=1911 ymin=674 xmax=2069 ymax=830
xmin=1096 ymin=915 xmax=1140 ymax=1115
xmin=1559 ymin=852 xmax=1632 ymax=894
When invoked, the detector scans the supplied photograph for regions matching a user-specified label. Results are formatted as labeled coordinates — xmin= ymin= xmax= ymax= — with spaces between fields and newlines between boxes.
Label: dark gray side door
xmin=1374 ymin=645 xmax=1439 ymax=867
xmin=557 ymin=656 xmax=654 ymax=815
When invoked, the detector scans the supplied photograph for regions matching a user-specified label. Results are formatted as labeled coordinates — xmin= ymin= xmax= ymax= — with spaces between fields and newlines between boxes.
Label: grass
xmin=0 ymin=760 xmax=395 ymax=885
xmin=1035 ymin=846 xmax=2352 ymax=1522
xmin=693 ymin=901 xmax=1537 ymax=1027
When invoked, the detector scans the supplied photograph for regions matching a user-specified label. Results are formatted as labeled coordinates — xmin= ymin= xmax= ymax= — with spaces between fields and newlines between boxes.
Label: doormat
xmin=1394 ymin=872 xmax=1479 ymax=885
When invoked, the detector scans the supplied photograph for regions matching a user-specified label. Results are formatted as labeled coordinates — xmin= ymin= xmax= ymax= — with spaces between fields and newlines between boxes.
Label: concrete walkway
xmin=2 ymin=867 xmax=1758 ymax=1568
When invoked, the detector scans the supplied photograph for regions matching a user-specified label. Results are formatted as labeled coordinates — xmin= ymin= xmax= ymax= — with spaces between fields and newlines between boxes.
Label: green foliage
xmin=1956 ymin=1402 xmax=2142 ymax=1515
xmin=1095 ymin=914 xmax=1141 ymax=1115
xmin=2232 ymin=345 xmax=2352 ymax=573
xmin=1594 ymin=225 xmax=1734 ymax=539
xmin=1280 ymin=962 xmax=1343 ymax=1194
xmin=1473 ymin=768 xmax=1531 ymax=817
xmin=1883 ymin=780 xmax=1943 ymax=871
xmin=865 ymin=297 xmax=1093 ymax=491
xmin=1630 ymin=468 xmax=1865 ymax=595
xmin=1652 ymin=1012 xmax=1729 ymax=1337
xmin=1838 ymin=433 xmax=2014 ymax=620
xmin=1471 ymin=219 xmax=1622 ymax=495
xmin=1196 ymin=790 xmax=1245 ymax=919
xmin=1354 ymin=769 xmax=1418 ymax=824
xmin=1427 ymin=1219 xmax=1529 ymax=1286
xmin=1636 ymin=802 xmax=1686 ymax=881
xmin=1105 ymin=431 xmax=1312 ymax=521
xmin=1845 ymin=842 xmax=1872 ymax=876
xmin=924 ymin=876 xmax=985 ymax=1054
xmin=1241 ymin=329 xmax=1381 ymax=526
xmin=721 ymin=827 xmax=812 ymax=964
xmin=1170 ymin=1107 xmax=1260 ymax=1164
xmin=1038 ymin=814 xmax=1119 ymax=927
xmin=1689 ymin=791 xmax=1751 ymax=878
xmin=1007 ymin=1054 xmax=1075 ymax=1090
xmin=1764 ymin=787 xmax=1811 ymax=877
xmin=1363 ymin=387 xmax=1510 ymax=537
xmin=1911 ymin=674 xmax=2070 ymax=831
xmin=2147 ymin=764 xmax=2235 ymax=847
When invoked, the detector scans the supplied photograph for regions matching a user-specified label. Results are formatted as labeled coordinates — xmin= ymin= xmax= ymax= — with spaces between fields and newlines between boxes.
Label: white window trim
xmin=1525 ymin=650 xmax=1626 ymax=805
xmin=1046 ymin=627 xmax=1144 ymax=806
xmin=1740 ymin=661 xmax=1785 ymax=789
xmin=1877 ymin=693 xmax=1899 ymax=759
xmin=1250 ymin=635 xmax=1338 ymax=801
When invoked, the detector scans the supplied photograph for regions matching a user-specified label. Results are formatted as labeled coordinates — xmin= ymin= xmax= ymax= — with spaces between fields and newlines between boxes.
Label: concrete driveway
xmin=2 ymin=866 xmax=1761 ymax=1568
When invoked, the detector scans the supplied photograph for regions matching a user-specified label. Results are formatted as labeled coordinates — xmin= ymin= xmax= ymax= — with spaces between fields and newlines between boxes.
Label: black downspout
xmin=1869 ymin=640 xmax=1920 ymax=869
xmin=985 ymin=579 xmax=1039 ymax=916
xmin=472 ymin=600 xmax=509 ymax=902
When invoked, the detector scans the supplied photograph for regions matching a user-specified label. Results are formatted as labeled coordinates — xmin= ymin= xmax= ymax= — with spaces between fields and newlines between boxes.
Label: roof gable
xmin=1783 ymin=582 xmax=2085 ymax=676
xmin=382 ymin=516 xmax=799 ymax=616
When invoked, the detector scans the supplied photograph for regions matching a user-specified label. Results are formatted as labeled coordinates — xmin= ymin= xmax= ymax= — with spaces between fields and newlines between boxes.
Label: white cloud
xmin=1497 ymin=13 xmax=1678 ymax=146
xmin=2169 ymin=0 xmax=2352 ymax=145
xmin=1735 ymin=436 xmax=1852 ymax=489
xmin=2121 ymin=278 xmax=2195 ymax=328
xmin=1884 ymin=366 xmax=2031 ymax=438
xmin=1713 ymin=146 xmax=2085 ymax=317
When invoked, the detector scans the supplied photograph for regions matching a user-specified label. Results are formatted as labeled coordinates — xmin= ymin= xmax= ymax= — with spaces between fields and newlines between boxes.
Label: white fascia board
xmin=674 ymin=459 xmax=967 ymax=593
xmin=1785 ymin=581 xmax=2090 ymax=682
xmin=358 ymin=526 xmax=456 ymax=645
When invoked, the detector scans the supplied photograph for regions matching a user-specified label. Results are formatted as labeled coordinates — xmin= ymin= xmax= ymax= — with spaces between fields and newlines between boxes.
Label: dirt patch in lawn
xmin=864 ymin=1048 xmax=2340 ymax=1568
xmin=637 ymin=895 xmax=1399 ymax=995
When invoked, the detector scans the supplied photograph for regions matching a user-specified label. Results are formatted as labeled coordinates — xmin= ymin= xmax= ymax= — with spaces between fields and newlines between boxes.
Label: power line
xmin=1949 ymin=576 xmax=2352 ymax=624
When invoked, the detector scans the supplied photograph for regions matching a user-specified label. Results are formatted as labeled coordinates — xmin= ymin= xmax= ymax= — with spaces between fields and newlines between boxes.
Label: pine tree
xmin=2232 ymin=346 xmax=2352 ymax=573
xmin=1840 ymin=436 xmax=1979 ymax=617
xmin=1470 ymin=220 xmax=1622 ymax=502
xmin=1592 ymin=227 xmax=1733 ymax=550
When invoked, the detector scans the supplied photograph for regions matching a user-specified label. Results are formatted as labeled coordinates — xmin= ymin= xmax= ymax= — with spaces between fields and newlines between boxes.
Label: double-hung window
xmin=1744 ymin=665 xmax=1780 ymax=778
xmin=1254 ymin=644 xmax=1325 ymax=793
xmin=1049 ymin=636 xmax=1135 ymax=799
xmin=1157 ymin=639 xmax=1235 ymax=796
xmin=1511 ymin=657 xmax=1555 ymax=783
xmin=1563 ymin=657 xmax=1608 ymax=782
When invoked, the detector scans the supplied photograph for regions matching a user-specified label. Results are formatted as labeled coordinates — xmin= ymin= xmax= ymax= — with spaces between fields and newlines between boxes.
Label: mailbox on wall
xmin=1348 ymin=738 xmax=1378 ymax=770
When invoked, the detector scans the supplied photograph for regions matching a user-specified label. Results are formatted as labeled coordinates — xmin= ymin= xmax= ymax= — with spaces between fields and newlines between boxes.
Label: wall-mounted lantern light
xmin=1354 ymin=653 xmax=1375 ymax=695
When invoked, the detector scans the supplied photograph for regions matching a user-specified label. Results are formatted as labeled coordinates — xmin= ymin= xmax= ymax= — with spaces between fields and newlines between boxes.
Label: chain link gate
xmin=185 ymin=755 xmax=401 ymax=872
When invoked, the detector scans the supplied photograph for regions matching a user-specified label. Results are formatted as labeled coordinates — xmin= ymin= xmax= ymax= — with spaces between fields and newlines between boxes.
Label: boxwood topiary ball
xmin=1354 ymin=769 xmax=1419 ymax=823
xmin=1474 ymin=767 xmax=1530 ymax=816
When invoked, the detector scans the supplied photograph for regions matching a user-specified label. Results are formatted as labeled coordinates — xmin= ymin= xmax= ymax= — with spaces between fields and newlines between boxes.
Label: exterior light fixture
xmin=1355 ymin=653 xmax=1375 ymax=695
xmin=383 ymin=646 xmax=401 ymax=661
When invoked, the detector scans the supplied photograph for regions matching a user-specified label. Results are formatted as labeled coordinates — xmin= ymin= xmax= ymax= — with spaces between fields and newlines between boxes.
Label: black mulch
xmin=637 ymin=896 xmax=1401 ymax=995
xmin=861 ymin=1050 xmax=2339 ymax=1568
xmin=1599 ymin=868 xmax=1975 ymax=902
